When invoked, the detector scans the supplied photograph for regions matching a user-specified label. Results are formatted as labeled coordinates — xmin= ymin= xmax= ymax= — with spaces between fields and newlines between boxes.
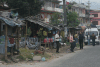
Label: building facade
xmin=41 ymin=0 xmax=63 ymax=23
xmin=90 ymin=10 xmax=100 ymax=25
xmin=71 ymin=3 xmax=88 ymax=27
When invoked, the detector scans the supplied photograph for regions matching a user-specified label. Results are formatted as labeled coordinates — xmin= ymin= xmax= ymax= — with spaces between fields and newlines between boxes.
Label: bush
xmin=26 ymin=55 xmax=33 ymax=60
xmin=66 ymin=41 xmax=70 ymax=45
xmin=76 ymin=43 xmax=80 ymax=47
xmin=17 ymin=55 xmax=26 ymax=61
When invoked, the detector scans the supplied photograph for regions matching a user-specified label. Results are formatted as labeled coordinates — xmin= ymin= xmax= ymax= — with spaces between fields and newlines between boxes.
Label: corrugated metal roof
xmin=25 ymin=16 xmax=62 ymax=30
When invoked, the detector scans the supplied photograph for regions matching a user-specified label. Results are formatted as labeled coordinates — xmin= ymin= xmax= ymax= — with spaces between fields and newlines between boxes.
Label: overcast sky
xmin=59 ymin=0 xmax=100 ymax=10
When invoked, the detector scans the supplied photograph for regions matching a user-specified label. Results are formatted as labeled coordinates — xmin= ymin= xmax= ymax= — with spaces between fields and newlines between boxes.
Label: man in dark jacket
xmin=79 ymin=32 xmax=84 ymax=49
xmin=92 ymin=33 xmax=96 ymax=46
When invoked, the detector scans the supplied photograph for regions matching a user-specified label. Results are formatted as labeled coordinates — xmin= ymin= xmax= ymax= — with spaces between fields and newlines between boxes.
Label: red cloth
xmin=44 ymin=38 xmax=47 ymax=43
xmin=9 ymin=38 xmax=14 ymax=44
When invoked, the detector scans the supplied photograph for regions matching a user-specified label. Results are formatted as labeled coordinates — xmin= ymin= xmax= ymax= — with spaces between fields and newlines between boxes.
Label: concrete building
xmin=71 ymin=3 xmax=89 ymax=27
xmin=90 ymin=10 xmax=100 ymax=25
xmin=41 ymin=0 xmax=63 ymax=24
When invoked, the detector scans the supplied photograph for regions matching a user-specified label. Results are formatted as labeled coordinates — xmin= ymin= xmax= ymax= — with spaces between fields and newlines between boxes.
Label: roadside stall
xmin=20 ymin=16 xmax=62 ymax=50
xmin=0 ymin=11 xmax=23 ymax=59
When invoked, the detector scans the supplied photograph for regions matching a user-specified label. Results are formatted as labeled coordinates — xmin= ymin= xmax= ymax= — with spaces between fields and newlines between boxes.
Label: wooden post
xmin=5 ymin=24 xmax=7 ymax=60
xmin=0 ymin=22 xmax=1 ymax=36
xmin=25 ymin=22 xmax=27 ymax=48
xmin=45 ymin=43 xmax=46 ymax=49
xmin=17 ymin=27 xmax=20 ymax=50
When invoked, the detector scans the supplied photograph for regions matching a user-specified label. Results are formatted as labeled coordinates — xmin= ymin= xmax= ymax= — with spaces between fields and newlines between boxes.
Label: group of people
xmin=69 ymin=32 xmax=84 ymax=52
xmin=87 ymin=33 xmax=96 ymax=46
xmin=54 ymin=31 xmax=96 ymax=53
xmin=69 ymin=32 xmax=96 ymax=52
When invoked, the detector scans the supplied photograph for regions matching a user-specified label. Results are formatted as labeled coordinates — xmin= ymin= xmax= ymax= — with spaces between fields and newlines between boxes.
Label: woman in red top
xmin=69 ymin=34 xmax=74 ymax=52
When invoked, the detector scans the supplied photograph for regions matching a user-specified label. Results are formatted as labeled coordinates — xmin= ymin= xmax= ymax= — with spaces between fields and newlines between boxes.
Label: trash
xmin=31 ymin=53 xmax=34 ymax=55
xmin=41 ymin=57 xmax=45 ymax=61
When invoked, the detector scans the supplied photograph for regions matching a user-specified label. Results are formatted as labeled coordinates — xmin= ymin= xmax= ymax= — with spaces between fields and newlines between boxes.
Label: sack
xmin=54 ymin=42 xmax=57 ymax=49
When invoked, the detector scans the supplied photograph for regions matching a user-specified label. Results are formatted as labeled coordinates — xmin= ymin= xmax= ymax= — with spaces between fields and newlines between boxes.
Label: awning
xmin=25 ymin=16 xmax=63 ymax=30
xmin=0 ymin=16 xmax=23 ymax=27
xmin=25 ymin=18 xmax=62 ymax=30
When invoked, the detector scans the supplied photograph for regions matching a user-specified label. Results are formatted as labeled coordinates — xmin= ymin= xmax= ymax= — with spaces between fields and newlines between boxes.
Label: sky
xmin=59 ymin=0 xmax=100 ymax=10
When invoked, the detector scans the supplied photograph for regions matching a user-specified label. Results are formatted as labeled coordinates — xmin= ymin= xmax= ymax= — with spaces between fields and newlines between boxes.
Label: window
xmin=92 ymin=21 xmax=98 ymax=25
xmin=92 ymin=14 xmax=98 ymax=17
xmin=55 ymin=4 xmax=59 ymax=8
xmin=85 ymin=31 xmax=98 ymax=36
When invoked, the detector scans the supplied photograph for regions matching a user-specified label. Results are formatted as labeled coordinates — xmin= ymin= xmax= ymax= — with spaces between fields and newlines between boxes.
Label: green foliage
xmin=17 ymin=55 xmax=26 ymax=61
xmin=37 ymin=30 xmax=42 ymax=37
xmin=5 ymin=0 xmax=43 ymax=17
xmin=76 ymin=43 xmax=80 ymax=48
xmin=50 ymin=12 xmax=62 ymax=25
xmin=68 ymin=5 xmax=72 ymax=9
xmin=26 ymin=55 xmax=33 ymax=60
xmin=66 ymin=41 xmax=70 ymax=45
xmin=67 ymin=11 xmax=80 ymax=27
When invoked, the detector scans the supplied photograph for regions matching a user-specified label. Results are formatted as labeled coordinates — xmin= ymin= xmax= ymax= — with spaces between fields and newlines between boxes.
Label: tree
xmin=50 ymin=12 xmax=63 ymax=25
xmin=3 ymin=0 xmax=44 ymax=17
xmin=67 ymin=11 xmax=80 ymax=27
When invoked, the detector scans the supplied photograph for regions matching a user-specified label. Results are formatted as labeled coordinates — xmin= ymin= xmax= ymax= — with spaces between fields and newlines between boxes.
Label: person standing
xmin=79 ymin=32 xmax=84 ymax=49
xmin=69 ymin=34 xmax=74 ymax=52
xmin=87 ymin=33 xmax=90 ymax=45
xmin=92 ymin=33 xmax=96 ymax=46
xmin=55 ymin=31 xmax=60 ymax=53
xmin=74 ymin=33 xmax=78 ymax=44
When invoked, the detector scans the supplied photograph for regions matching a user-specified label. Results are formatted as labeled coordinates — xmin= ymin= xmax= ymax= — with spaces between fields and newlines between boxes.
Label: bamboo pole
xmin=5 ymin=24 xmax=7 ymax=60
xmin=25 ymin=22 xmax=27 ymax=48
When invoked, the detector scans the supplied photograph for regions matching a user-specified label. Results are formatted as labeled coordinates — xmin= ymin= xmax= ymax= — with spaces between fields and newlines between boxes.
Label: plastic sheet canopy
xmin=0 ymin=17 xmax=21 ymax=27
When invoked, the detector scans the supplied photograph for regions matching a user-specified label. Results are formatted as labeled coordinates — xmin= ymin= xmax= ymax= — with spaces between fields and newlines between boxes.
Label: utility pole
xmin=87 ymin=1 xmax=91 ymax=27
xmin=63 ymin=0 xmax=67 ymax=25
xmin=63 ymin=0 xmax=67 ymax=38
xmin=87 ymin=0 xmax=91 ymax=32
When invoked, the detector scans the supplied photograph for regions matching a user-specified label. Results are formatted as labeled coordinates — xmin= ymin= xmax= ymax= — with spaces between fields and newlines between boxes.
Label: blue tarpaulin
xmin=0 ymin=36 xmax=15 ymax=54
xmin=0 ymin=17 xmax=21 ymax=27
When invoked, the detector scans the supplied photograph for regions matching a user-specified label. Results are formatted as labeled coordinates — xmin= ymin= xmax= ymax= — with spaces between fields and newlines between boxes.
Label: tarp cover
xmin=0 ymin=17 xmax=21 ymax=27
xmin=0 ymin=36 xmax=15 ymax=54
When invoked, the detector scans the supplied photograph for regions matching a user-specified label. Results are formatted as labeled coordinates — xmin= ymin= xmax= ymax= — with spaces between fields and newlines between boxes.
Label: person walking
xmin=55 ymin=31 xmax=60 ymax=53
xmin=87 ymin=33 xmax=90 ymax=45
xmin=79 ymin=32 xmax=84 ymax=49
xmin=74 ymin=33 xmax=78 ymax=44
xmin=92 ymin=33 xmax=96 ymax=46
xmin=69 ymin=33 xmax=74 ymax=52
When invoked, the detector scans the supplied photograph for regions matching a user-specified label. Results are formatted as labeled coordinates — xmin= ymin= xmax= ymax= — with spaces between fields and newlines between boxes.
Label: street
xmin=42 ymin=45 xmax=100 ymax=67
xmin=1 ymin=45 xmax=100 ymax=67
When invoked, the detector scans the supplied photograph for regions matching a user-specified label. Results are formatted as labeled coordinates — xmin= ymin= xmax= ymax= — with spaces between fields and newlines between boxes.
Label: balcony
xmin=54 ymin=8 xmax=63 ymax=13
xmin=90 ymin=15 xmax=94 ymax=18
xmin=79 ymin=14 xmax=85 ymax=17
xmin=42 ymin=7 xmax=63 ymax=13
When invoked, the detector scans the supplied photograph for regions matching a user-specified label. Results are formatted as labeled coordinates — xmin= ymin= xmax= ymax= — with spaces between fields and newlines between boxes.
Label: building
xmin=90 ymin=10 xmax=100 ymax=25
xmin=70 ymin=3 xmax=88 ymax=27
xmin=41 ymin=0 xmax=63 ymax=24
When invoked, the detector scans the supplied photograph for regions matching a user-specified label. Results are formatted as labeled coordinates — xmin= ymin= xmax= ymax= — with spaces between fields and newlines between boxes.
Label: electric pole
xmin=63 ymin=0 xmax=67 ymax=38
xmin=87 ymin=1 xmax=91 ymax=26
xmin=63 ymin=0 xmax=67 ymax=26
